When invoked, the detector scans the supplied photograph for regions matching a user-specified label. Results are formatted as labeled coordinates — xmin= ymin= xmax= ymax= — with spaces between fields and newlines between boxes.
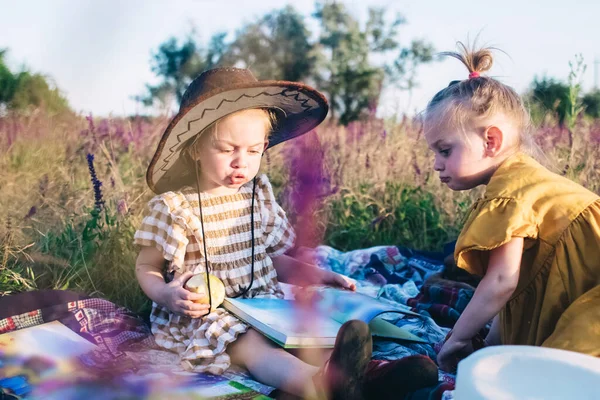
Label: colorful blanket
xmin=313 ymin=245 xmax=476 ymax=398
xmin=0 ymin=244 xmax=475 ymax=399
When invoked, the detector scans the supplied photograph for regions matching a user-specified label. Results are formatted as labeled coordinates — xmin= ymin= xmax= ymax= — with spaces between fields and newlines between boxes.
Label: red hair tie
xmin=469 ymin=71 xmax=480 ymax=79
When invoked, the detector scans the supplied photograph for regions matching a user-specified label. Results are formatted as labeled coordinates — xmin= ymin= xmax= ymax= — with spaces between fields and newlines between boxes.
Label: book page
xmin=223 ymin=288 xmax=426 ymax=347
xmin=312 ymin=287 xmax=421 ymax=324
xmin=223 ymin=297 xmax=342 ymax=347
xmin=0 ymin=320 xmax=96 ymax=361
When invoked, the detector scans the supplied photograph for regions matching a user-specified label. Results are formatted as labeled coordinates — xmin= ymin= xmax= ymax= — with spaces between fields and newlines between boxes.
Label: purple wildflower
xmin=1 ymin=118 xmax=21 ymax=149
xmin=97 ymin=119 xmax=110 ymax=140
xmin=86 ymin=113 xmax=95 ymax=132
xmin=412 ymin=150 xmax=422 ymax=178
xmin=81 ymin=113 xmax=98 ymax=154
xmin=114 ymin=122 xmax=127 ymax=147
xmin=117 ymin=199 xmax=129 ymax=216
xmin=370 ymin=214 xmax=387 ymax=229
xmin=25 ymin=206 xmax=37 ymax=219
xmin=589 ymin=121 xmax=600 ymax=144
xmin=86 ymin=153 xmax=105 ymax=211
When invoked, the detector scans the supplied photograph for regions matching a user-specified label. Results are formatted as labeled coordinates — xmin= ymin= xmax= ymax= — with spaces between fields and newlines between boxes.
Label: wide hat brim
xmin=147 ymin=78 xmax=329 ymax=194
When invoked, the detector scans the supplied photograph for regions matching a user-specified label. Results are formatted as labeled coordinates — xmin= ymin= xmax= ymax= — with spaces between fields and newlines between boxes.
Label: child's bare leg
xmin=290 ymin=347 xmax=333 ymax=367
xmin=228 ymin=329 xmax=320 ymax=398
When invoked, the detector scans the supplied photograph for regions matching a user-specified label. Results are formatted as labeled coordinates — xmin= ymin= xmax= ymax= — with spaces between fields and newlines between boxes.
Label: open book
xmin=222 ymin=286 xmax=427 ymax=348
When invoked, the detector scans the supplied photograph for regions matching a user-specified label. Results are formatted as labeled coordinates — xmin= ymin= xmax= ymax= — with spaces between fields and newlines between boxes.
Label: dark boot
xmin=313 ymin=320 xmax=373 ymax=400
xmin=363 ymin=355 xmax=439 ymax=399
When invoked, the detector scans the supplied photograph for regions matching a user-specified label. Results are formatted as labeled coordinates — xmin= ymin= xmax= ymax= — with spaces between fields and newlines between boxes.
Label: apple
xmin=184 ymin=273 xmax=226 ymax=312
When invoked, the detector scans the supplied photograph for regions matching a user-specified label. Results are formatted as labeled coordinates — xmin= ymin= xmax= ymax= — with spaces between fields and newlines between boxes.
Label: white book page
xmin=0 ymin=320 xmax=97 ymax=361
xmin=224 ymin=298 xmax=341 ymax=339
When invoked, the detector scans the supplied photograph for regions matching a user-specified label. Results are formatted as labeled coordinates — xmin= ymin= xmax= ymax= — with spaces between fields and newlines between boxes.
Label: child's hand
xmin=291 ymin=286 xmax=324 ymax=309
xmin=293 ymin=247 xmax=355 ymax=290
xmin=322 ymin=270 xmax=356 ymax=291
xmin=161 ymin=272 xmax=211 ymax=318
xmin=436 ymin=335 xmax=473 ymax=372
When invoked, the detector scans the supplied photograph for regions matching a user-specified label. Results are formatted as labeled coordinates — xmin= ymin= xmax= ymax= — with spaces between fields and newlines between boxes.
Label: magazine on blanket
xmin=0 ymin=320 xmax=97 ymax=361
xmin=222 ymin=286 xmax=427 ymax=348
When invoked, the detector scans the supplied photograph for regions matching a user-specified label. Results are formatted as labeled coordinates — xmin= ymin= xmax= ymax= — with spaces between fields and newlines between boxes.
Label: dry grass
xmin=1 ymin=109 xmax=599 ymax=311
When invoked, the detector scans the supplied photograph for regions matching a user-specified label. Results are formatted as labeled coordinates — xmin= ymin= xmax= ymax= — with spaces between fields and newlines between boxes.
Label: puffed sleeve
xmin=134 ymin=193 xmax=190 ymax=274
xmin=455 ymin=197 xmax=538 ymax=276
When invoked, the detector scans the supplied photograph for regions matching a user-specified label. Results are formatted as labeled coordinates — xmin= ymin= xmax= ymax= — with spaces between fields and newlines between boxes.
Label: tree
xmin=0 ymin=49 xmax=69 ymax=114
xmin=0 ymin=50 xmax=18 ymax=106
xmin=136 ymin=32 xmax=227 ymax=108
xmin=222 ymin=6 xmax=315 ymax=81
xmin=313 ymin=2 xmax=434 ymax=125
xmin=386 ymin=39 xmax=435 ymax=90
xmin=583 ymin=89 xmax=600 ymax=118
xmin=527 ymin=77 xmax=570 ymax=126
xmin=10 ymin=72 xmax=69 ymax=114
xmin=138 ymin=7 xmax=315 ymax=108
xmin=139 ymin=4 xmax=435 ymax=122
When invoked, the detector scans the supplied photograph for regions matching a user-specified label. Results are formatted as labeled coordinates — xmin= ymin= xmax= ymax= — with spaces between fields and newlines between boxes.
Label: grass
xmin=1 ymin=108 xmax=600 ymax=316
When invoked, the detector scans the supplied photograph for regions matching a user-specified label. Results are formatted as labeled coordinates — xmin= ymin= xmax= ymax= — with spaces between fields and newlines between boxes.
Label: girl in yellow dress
xmin=423 ymin=44 xmax=600 ymax=372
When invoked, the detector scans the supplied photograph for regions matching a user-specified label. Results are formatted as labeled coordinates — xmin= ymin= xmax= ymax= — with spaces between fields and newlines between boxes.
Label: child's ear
xmin=263 ymin=140 xmax=269 ymax=152
xmin=484 ymin=126 xmax=503 ymax=156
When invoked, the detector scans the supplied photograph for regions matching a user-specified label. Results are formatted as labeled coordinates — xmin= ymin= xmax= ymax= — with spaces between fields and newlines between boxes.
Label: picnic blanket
xmin=314 ymin=245 xmax=475 ymax=399
xmin=0 ymin=244 xmax=475 ymax=399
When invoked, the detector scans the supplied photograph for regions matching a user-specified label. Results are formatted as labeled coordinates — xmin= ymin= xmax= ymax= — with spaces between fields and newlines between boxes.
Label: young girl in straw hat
xmin=133 ymin=67 xmax=375 ymax=399
xmin=422 ymin=44 xmax=600 ymax=372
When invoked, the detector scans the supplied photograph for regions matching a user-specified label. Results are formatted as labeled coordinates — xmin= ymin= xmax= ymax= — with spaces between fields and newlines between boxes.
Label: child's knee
xmin=227 ymin=328 xmax=274 ymax=365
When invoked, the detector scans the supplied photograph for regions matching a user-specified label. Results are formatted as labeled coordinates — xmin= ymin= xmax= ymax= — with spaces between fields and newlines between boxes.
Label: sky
xmin=1 ymin=0 xmax=599 ymax=117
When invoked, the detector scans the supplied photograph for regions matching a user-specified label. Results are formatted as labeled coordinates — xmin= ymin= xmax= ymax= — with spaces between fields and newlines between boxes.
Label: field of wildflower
xmin=1 ymin=106 xmax=600 ymax=317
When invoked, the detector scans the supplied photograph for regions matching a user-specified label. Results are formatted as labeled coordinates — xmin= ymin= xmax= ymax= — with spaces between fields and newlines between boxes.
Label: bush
xmin=0 ymin=49 xmax=70 ymax=115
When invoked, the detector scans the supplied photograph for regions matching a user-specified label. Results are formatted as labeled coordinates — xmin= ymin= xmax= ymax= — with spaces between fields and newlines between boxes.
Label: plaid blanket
xmin=1 ymin=243 xmax=475 ymax=399
xmin=0 ymin=297 xmax=154 ymax=360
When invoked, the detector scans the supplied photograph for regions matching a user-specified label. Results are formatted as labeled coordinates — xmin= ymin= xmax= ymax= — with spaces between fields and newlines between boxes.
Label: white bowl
xmin=454 ymin=345 xmax=600 ymax=399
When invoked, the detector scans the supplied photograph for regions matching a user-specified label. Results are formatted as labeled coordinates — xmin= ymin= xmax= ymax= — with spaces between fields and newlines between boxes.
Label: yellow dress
xmin=455 ymin=152 xmax=600 ymax=356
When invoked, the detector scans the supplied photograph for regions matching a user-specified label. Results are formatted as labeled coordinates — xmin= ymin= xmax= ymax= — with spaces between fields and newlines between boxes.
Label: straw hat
xmin=146 ymin=67 xmax=329 ymax=194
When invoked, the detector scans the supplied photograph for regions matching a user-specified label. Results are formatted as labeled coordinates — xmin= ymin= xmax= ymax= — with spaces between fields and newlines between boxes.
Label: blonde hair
xmin=424 ymin=42 xmax=535 ymax=154
xmin=184 ymin=108 xmax=277 ymax=163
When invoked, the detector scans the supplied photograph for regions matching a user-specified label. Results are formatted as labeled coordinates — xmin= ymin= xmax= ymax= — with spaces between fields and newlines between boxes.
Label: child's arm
xmin=451 ymin=236 xmax=522 ymax=339
xmin=437 ymin=237 xmax=523 ymax=371
xmin=485 ymin=314 xmax=502 ymax=346
xmin=135 ymin=246 xmax=210 ymax=318
xmin=272 ymin=254 xmax=356 ymax=291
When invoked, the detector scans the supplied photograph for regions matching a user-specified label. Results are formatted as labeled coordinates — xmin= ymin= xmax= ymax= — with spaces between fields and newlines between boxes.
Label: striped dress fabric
xmin=134 ymin=174 xmax=295 ymax=374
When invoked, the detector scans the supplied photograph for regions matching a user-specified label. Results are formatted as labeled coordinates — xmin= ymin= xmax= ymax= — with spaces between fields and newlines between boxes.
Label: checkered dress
xmin=134 ymin=174 xmax=295 ymax=374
